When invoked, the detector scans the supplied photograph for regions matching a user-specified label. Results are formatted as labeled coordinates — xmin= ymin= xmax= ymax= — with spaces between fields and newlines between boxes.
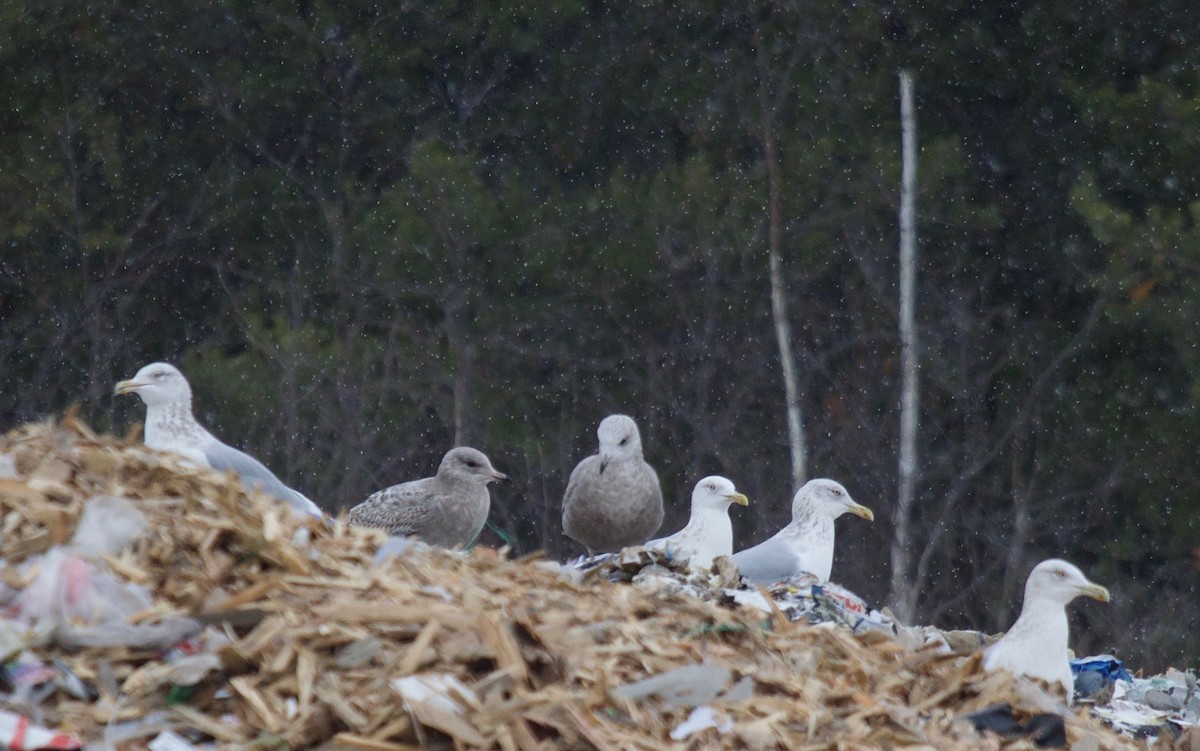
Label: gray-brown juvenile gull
xmin=646 ymin=476 xmax=748 ymax=569
xmin=348 ymin=447 xmax=509 ymax=550
xmin=562 ymin=414 xmax=664 ymax=555
xmin=983 ymin=558 xmax=1110 ymax=703
xmin=731 ymin=478 xmax=873 ymax=584
xmin=115 ymin=362 xmax=322 ymax=518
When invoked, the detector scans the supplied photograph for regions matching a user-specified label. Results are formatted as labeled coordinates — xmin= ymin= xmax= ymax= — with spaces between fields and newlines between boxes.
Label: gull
xmin=116 ymin=362 xmax=321 ymax=517
xmin=562 ymin=414 xmax=664 ymax=555
xmin=732 ymin=478 xmax=873 ymax=584
xmin=983 ymin=558 xmax=1110 ymax=702
xmin=348 ymin=447 xmax=509 ymax=550
xmin=646 ymin=476 xmax=748 ymax=569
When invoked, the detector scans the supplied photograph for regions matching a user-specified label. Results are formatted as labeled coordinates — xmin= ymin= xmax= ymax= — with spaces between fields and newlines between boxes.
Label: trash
xmin=0 ymin=708 xmax=81 ymax=750
xmin=0 ymin=416 xmax=1174 ymax=749
xmin=373 ymin=535 xmax=416 ymax=564
xmin=718 ymin=575 xmax=896 ymax=634
xmin=2 ymin=545 xmax=203 ymax=653
xmin=1121 ymin=668 xmax=1194 ymax=712
xmin=391 ymin=674 xmax=486 ymax=746
xmin=961 ymin=703 xmax=1067 ymax=748
xmin=1090 ymin=696 xmax=1177 ymax=737
xmin=0 ymin=622 xmax=24 ymax=664
xmin=92 ymin=711 xmax=176 ymax=747
xmin=68 ymin=495 xmax=149 ymax=557
xmin=334 ymin=637 xmax=383 ymax=669
xmin=2 ymin=651 xmax=55 ymax=688
xmin=50 ymin=657 xmax=90 ymax=700
xmin=147 ymin=730 xmax=200 ymax=751
xmin=669 ymin=705 xmax=733 ymax=740
xmin=8 ymin=547 xmax=153 ymax=630
xmin=1090 ymin=669 xmax=1200 ymax=736
xmin=811 ymin=582 xmax=895 ymax=634
xmin=121 ymin=653 xmax=222 ymax=695
xmin=0 ymin=453 xmax=16 ymax=479
xmin=612 ymin=661 xmax=732 ymax=707
xmin=1073 ymin=655 xmax=1135 ymax=702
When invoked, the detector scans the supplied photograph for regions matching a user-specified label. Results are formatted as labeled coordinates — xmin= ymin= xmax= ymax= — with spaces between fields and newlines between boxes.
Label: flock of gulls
xmin=115 ymin=361 xmax=1111 ymax=705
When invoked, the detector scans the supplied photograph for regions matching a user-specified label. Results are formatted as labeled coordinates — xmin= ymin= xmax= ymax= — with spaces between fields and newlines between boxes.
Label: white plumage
xmin=646 ymin=476 xmax=748 ymax=569
xmin=983 ymin=558 xmax=1110 ymax=703
xmin=732 ymin=478 xmax=873 ymax=584
xmin=116 ymin=362 xmax=322 ymax=518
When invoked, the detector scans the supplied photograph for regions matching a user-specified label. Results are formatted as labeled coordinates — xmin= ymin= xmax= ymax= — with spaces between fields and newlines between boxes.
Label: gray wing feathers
xmin=561 ymin=456 xmax=596 ymax=513
xmin=348 ymin=484 xmax=431 ymax=537
xmin=732 ymin=535 xmax=798 ymax=584
xmin=204 ymin=440 xmax=321 ymax=516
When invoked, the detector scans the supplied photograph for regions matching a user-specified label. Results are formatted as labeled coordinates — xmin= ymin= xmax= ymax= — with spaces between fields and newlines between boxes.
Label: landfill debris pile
xmin=1084 ymin=663 xmax=1200 ymax=739
xmin=0 ymin=415 xmax=1181 ymax=750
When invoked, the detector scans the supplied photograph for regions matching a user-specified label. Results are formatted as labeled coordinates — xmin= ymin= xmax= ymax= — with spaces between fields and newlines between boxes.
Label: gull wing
xmin=204 ymin=439 xmax=321 ymax=516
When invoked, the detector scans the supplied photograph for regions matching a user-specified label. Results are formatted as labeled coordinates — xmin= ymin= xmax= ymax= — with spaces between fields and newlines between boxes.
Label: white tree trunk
xmin=761 ymin=86 xmax=807 ymax=492
xmin=891 ymin=69 xmax=920 ymax=623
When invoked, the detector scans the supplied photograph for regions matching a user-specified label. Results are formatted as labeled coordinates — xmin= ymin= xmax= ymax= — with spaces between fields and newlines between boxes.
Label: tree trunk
xmin=758 ymin=40 xmax=807 ymax=493
xmin=891 ymin=69 xmax=920 ymax=623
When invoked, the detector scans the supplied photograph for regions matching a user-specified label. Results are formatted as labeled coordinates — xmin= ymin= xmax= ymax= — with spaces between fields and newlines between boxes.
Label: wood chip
xmin=0 ymin=417 xmax=1152 ymax=751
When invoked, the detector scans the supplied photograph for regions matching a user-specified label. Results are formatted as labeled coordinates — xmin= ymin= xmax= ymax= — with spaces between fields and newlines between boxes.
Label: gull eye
xmin=1054 ymin=569 xmax=1066 ymax=578
xmin=707 ymin=483 xmax=716 ymax=492
xmin=465 ymin=460 xmax=480 ymax=468
xmin=832 ymin=489 xmax=842 ymax=497
xmin=619 ymin=438 xmax=628 ymax=446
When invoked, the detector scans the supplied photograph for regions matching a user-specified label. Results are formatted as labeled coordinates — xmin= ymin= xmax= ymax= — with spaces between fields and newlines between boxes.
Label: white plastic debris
xmin=612 ymin=661 xmax=731 ymax=707
xmin=147 ymin=729 xmax=200 ymax=751
xmin=724 ymin=588 xmax=773 ymax=612
xmin=291 ymin=526 xmax=312 ymax=549
xmin=391 ymin=673 xmax=481 ymax=717
xmin=391 ymin=673 xmax=486 ymax=746
xmin=1089 ymin=672 xmax=1200 ymax=734
xmin=12 ymin=547 xmax=154 ymax=628
xmin=1090 ymin=698 xmax=1177 ymax=734
xmin=4 ymin=544 xmax=201 ymax=651
xmin=670 ymin=706 xmax=733 ymax=740
xmin=121 ymin=653 xmax=222 ymax=695
xmin=0 ymin=708 xmax=81 ymax=749
xmin=0 ymin=620 xmax=25 ymax=662
xmin=70 ymin=495 xmax=149 ymax=557
xmin=374 ymin=536 xmax=416 ymax=564
xmin=536 ymin=560 xmax=587 ymax=584
xmin=417 ymin=585 xmax=455 ymax=602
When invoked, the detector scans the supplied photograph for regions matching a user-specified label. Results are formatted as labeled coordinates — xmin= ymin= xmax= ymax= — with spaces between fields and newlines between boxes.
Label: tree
xmin=891 ymin=69 xmax=920 ymax=623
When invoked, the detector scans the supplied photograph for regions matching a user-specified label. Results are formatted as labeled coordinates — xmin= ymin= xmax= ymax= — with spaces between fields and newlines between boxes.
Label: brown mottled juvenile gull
xmin=983 ymin=559 xmax=1110 ymax=703
xmin=562 ymin=414 xmax=664 ymax=556
xmin=731 ymin=478 xmax=873 ymax=584
xmin=646 ymin=476 xmax=748 ymax=569
xmin=115 ymin=362 xmax=322 ymax=518
xmin=348 ymin=447 xmax=509 ymax=550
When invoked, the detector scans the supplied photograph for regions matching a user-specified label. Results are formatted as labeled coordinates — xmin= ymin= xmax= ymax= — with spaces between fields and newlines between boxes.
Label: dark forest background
xmin=1 ymin=0 xmax=1197 ymax=671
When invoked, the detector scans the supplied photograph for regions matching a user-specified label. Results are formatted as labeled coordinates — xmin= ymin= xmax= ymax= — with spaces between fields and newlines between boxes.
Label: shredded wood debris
xmin=0 ymin=415 xmax=1159 ymax=750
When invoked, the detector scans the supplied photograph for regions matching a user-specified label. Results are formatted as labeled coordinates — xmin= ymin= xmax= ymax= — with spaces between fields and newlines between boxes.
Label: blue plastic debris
xmin=1071 ymin=655 xmax=1133 ymax=700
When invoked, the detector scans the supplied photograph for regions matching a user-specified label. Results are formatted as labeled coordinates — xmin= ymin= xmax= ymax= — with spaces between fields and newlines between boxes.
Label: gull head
xmin=114 ymin=362 xmax=192 ymax=407
xmin=1025 ymin=559 xmax=1110 ymax=606
xmin=793 ymin=478 xmax=874 ymax=522
xmin=439 ymin=447 xmax=510 ymax=486
xmin=596 ymin=414 xmax=643 ymax=464
xmin=692 ymin=475 xmax=749 ymax=512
